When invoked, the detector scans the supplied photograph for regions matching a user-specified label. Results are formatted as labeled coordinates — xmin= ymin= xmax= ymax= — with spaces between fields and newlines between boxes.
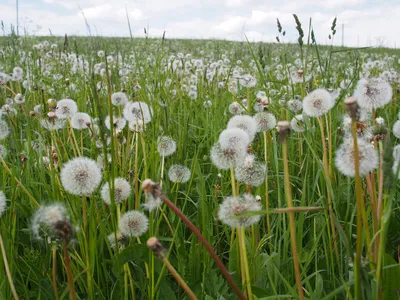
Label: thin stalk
xmin=317 ymin=117 xmax=339 ymax=258
xmin=263 ymin=131 xmax=271 ymax=236
xmin=158 ymin=252 xmax=197 ymax=300
xmin=156 ymin=190 xmax=245 ymax=300
xmin=52 ymin=246 xmax=60 ymax=300
xmin=238 ymin=227 xmax=253 ymax=300
xmin=282 ymin=136 xmax=304 ymax=300
xmin=0 ymin=156 xmax=39 ymax=208
xmin=63 ymin=241 xmax=77 ymax=300
xmin=0 ymin=233 xmax=19 ymax=300
xmin=134 ymin=124 xmax=139 ymax=209
xmin=351 ymin=120 xmax=363 ymax=300
xmin=160 ymin=155 xmax=165 ymax=188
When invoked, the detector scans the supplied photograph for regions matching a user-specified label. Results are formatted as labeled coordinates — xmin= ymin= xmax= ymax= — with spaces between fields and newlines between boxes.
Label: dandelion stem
xmin=317 ymin=117 xmax=339 ymax=259
xmin=63 ymin=241 xmax=76 ymax=300
xmin=0 ymin=233 xmax=19 ymax=300
xmin=134 ymin=125 xmax=139 ymax=209
xmin=156 ymin=188 xmax=245 ymax=300
xmin=263 ymin=131 xmax=271 ymax=236
xmin=282 ymin=134 xmax=304 ymax=300
xmin=351 ymin=119 xmax=363 ymax=300
xmin=162 ymin=253 xmax=197 ymax=299
xmin=52 ymin=246 xmax=60 ymax=300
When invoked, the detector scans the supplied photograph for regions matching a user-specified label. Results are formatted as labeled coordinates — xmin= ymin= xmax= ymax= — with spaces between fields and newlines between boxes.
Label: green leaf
xmin=112 ymin=244 xmax=149 ymax=276
xmin=382 ymin=253 xmax=400 ymax=300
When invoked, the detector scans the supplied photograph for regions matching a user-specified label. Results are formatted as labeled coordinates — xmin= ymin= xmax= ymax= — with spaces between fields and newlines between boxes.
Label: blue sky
xmin=0 ymin=0 xmax=399 ymax=47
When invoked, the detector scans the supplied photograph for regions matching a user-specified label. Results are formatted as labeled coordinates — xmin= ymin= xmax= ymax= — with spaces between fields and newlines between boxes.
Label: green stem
xmin=282 ymin=136 xmax=304 ymax=300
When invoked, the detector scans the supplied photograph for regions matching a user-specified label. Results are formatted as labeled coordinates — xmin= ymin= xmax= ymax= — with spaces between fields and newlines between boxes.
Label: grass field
xmin=0 ymin=23 xmax=400 ymax=300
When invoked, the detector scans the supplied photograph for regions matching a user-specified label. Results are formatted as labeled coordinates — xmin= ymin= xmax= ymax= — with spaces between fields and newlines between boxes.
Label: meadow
xmin=0 ymin=20 xmax=400 ymax=300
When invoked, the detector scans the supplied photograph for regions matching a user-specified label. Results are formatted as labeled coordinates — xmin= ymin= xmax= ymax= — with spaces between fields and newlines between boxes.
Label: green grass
xmin=0 ymin=30 xmax=399 ymax=300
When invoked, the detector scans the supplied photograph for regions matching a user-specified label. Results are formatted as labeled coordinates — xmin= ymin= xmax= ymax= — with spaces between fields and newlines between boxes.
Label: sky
xmin=0 ymin=0 xmax=399 ymax=48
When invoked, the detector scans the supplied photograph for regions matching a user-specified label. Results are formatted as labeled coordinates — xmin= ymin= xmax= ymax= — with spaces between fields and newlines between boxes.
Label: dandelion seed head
xmin=227 ymin=115 xmax=257 ymax=142
xmin=0 ymin=145 xmax=7 ymax=158
xmin=123 ymin=101 xmax=152 ymax=124
xmin=375 ymin=117 xmax=385 ymax=126
xmin=56 ymin=99 xmax=78 ymax=119
xmin=168 ymin=164 xmax=191 ymax=183
xmin=105 ymin=116 xmax=127 ymax=131
xmin=290 ymin=114 xmax=306 ymax=133
xmin=40 ymin=117 xmax=66 ymax=131
xmin=111 ymin=92 xmax=128 ymax=106
xmin=210 ymin=142 xmax=246 ymax=170
xmin=287 ymin=99 xmax=303 ymax=113
xmin=157 ymin=136 xmax=177 ymax=157
xmin=31 ymin=203 xmax=70 ymax=240
xmin=219 ymin=128 xmax=250 ymax=151
xmin=239 ymin=74 xmax=257 ymax=88
xmin=0 ymin=121 xmax=9 ymax=140
xmin=254 ymin=112 xmax=277 ymax=132
xmin=0 ymin=191 xmax=7 ymax=217
xmin=354 ymin=78 xmax=392 ymax=110
xmin=335 ymin=138 xmax=378 ymax=177
xmin=101 ymin=178 xmax=131 ymax=205
xmin=228 ymin=102 xmax=244 ymax=115
xmin=235 ymin=155 xmax=266 ymax=187
xmin=71 ymin=112 xmax=91 ymax=130
xmin=393 ymin=120 xmax=400 ymax=139
xmin=60 ymin=157 xmax=102 ymax=196
xmin=218 ymin=194 xmax=262 ymax=228
xmin=303 ymin=89 xmax=333 ymax=117
xmin=14 ymin=93 xmax=25 ymax=104
xmin=119 ymin=210 xmax=149 ymax=237
xmin=107 ymin=231 xmax=127 ymax=249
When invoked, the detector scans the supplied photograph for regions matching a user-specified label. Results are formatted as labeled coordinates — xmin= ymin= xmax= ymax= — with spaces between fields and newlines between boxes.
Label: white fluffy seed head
xmin=14 ymin=93 xmax=25 ymax=104
xmin=71 ymin=112 xmax=91 ymax=130
xmin=210 ymin=142 xmax=246 ymax=170
xmin=218 ymin=194 xmax=262 ymax=228
xmin=55 ymin=99 xmax=78 ymax=119
xmin=228 ymin=102 xmax=245 ymax=115
xmin=105 ymin=116 xmax=127 ymax=131
xmin=31 ymin=203 xmax=68 ymax=240
xmin=157 ymin=136 xmax=177 ymax=157
xmin=111 ymin=92 xmax=128 ymax=106
xmin=60 ymin=157 xmax=102 ymax=196
xmin=335 ymin=138 xmax=379 ymax=177
xmin=393 ymin=145 xmax=400 ymax=161
xmin=219 ymin=128 xmax=250 ymax=151
xmin=101 ymin=178 xmax=131 ymax=205
xmin=227 ymin=115 xmax=257 ymax=142
xmin=235 ymin=155 xmax=266 ymax=187
xmin=353 ymin=78 xmax=393 ymax=110
xmin=0 ymin=121 xmax=9 ymax=140
xmin=123 ymin=101 xmax=152 ymax=124
xmin=393 ymin=120 xmax=400 ymax=139
xmin=168 ymin=164 xmax=191 ymax=183
xmin=0 ymin=191 xmax=7 ymax=217
xmin=107 ymin=231 xmax=127 ymax=249
xmin=253 ymin=112 xmax=277 ymax=132
xmin=290 ymin=114 xmax=306 ymax=133
xmin=302 ymin=89 xmax=333 ymax=117
xmin=119 ymin=210 xmax=149 ymax=237
xmin=287 ymin=99 xmax=303 ymax=113
xmin=0 ymin=145 xmax=7 ymax=158
xmin=40 ymin=118 xmax=66 ymax=131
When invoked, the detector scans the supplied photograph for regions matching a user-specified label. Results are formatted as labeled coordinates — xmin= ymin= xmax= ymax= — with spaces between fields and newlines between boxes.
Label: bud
xmin=344 ymin=96 xmax=359 ymax=120
xmin=147 ymin=237 xmax=164 ymax=257
xmin=277 ymin=120 xmax=290 ymax=141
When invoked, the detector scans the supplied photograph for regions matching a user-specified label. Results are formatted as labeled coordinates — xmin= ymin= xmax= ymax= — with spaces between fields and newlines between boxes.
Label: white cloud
xmin=0 ymin=0 xmax=398 ymax=48
xmin=215 ymin=16 xmax=246 ymax=33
